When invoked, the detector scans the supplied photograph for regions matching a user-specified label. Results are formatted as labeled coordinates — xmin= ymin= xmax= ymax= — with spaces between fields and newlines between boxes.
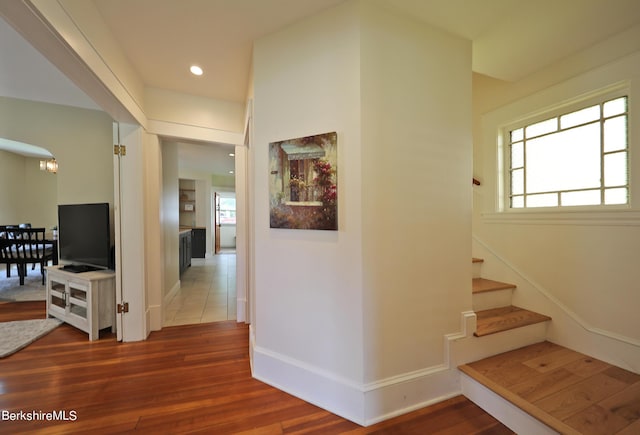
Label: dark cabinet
xmin=191 ymin=228 xmax=206 ymax=258
xmin=179 ymin=230 xmax=192 ymax=276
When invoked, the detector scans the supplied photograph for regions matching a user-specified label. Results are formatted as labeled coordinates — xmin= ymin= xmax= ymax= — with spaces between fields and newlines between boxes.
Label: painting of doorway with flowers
xmin=269 ymin=131 xmax=337 ymax=230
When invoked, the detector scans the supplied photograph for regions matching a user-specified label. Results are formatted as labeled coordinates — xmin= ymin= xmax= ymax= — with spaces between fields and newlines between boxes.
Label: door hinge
xmin=114 ymin=144 xmax=127 ymax=156
xmin=117 ymin=302 xmax=129 ymax=314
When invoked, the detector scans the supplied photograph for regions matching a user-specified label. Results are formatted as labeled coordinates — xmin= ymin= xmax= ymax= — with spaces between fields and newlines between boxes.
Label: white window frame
xmin=501 ymin=85 xmax=630 ymax=213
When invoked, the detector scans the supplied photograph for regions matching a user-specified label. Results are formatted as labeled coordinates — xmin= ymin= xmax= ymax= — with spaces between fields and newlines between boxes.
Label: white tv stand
xmin=45 ymin=265 xmax=116 ymax=341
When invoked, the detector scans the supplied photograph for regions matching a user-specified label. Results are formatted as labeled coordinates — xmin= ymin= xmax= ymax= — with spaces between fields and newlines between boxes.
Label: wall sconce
xmin=39 ymin=158 xmax=58 ymax=174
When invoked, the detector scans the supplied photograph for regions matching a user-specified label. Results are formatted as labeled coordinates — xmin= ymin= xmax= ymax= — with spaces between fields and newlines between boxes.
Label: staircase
xmin=461 ymin=257 xmax=556 ymax=434
xmin=460 ymin=258 xmax=640 ymax=434
xmin=471 ymin=257 xmax=551 ymax=339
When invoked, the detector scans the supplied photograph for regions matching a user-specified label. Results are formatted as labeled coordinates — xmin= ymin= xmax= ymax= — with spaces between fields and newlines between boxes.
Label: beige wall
xmin=0 ymin=150 xmax=31 ymax=224
xmin=0 ymin=97 xmax=113 ymax=228
xmin=211 ymin=174 xmax=235 ymax=189
xmin=22 ymin=156 xmax=58 ymax=228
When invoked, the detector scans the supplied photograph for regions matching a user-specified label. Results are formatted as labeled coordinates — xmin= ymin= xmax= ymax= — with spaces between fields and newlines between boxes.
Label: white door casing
xmin=113 ymin=122 xmax=147 ymax=342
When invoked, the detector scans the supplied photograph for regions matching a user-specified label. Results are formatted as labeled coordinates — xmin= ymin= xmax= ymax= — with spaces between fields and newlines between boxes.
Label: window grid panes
xmin=219 ymin=198 xmax=236 ymax=224
xmin=509 ymin=96 xmax=629 ymax=209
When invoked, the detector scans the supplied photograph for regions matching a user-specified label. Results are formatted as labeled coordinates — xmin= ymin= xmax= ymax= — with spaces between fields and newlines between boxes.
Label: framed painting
xmin=269 ymin=132 xmax=337 ymax=230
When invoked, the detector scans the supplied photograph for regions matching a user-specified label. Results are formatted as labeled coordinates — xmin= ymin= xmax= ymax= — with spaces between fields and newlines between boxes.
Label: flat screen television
xmin=58 ymin=203 xmax=112 ymax=272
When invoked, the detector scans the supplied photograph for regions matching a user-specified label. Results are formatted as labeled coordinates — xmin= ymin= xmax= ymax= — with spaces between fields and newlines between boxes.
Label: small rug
xmin=0 ymin=318 xmax=62 ymax=358
xmin=0 ymin=265 xmax=46 ymax=302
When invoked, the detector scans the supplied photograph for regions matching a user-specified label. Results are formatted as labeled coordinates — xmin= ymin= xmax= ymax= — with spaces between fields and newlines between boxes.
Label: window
xmin=508 ymin=95 xmax=629 ymax=209
xmin=219 ymin=197 xmax=236 ymax=224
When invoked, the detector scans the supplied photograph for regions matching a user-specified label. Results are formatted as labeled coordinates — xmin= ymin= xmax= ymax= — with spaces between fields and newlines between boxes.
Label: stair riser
xmin=456 ymin=323 xmax=548 ymax=366
xmin=472 ymin=289 xmax=513 ymax=311
xmin=460 ymin=373 xmax=559 ymax=435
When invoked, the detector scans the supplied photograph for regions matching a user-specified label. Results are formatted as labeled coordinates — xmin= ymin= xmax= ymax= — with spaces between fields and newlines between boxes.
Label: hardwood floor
xmin=460 ymin=341 xmax=640 ymax=435
xmin=0 ymin=301 xmax=513 ymax=434
xmin=0 ymin=300 xmax=46 ymax=321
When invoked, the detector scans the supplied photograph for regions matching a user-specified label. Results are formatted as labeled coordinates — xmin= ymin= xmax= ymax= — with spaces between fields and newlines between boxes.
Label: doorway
xmin=214 ymin=192 xmax=237 ymax=255
xmin=163 ymin=252 xmax=236 ymax=326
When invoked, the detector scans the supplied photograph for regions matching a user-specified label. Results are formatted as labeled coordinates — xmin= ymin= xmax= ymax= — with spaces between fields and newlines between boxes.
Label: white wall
xmin=252 ymin=0 xmax=472 ymax=425
xmin=219 ymin=224 xmax=236 ymax=249
xmin=58 ymin=0 xmax=145 ymax=110
xmin=252 ymin=0 xmax=365 ymax=422
xmin=194 ymin=179 xmax=210 ymax=230
xmin=473 ymin=25 xmax=640 ymax=371
xmin=359 ymin=2 xmax=471 ymax=422
xmin=143 ymin=133 xmax=163 ymax=331
xmin=360 ymin=1 xmax=471 ymax=382
xmin=145 ymin=88 xmax=245 ymax=134
xmin=162 ymin=141 xmax=179 ymax=299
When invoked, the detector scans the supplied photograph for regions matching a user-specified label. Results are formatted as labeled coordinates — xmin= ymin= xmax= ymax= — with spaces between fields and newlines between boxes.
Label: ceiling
xmin=91 ymin=0 xmax=640 ymax=102
xmin=3 ymin=0 xmax=640 ymax=174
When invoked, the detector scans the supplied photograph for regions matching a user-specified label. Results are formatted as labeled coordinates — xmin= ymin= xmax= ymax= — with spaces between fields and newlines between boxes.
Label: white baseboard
xmin=252 ymin=345 xmax=366 ymax=425
xmin=148 ymin=304 xmax=162 ymax=331
xmin=236 ymin=298 xmax=247 ymax=323
xmin=164 ymin=280 xmax=180 ymax=305
xmin=251 ymin=339 xmax=464 ymax=426
xmin=461 ymin=372 xmax=559 ymax=435
xmin=248 ymin=324 xmax=255 ymax=373
xmin=250 ymin=308 xmax=548 ymax=427
xmin=363 ymin=368 xmax=461 ymax=426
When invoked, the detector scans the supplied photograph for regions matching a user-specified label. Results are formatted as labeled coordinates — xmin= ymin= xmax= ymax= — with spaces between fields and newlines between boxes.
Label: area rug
xmin=0 ymin=266 xmax=46 ymax=302
xmin=0 ymin=318 xmax=62 ymax=358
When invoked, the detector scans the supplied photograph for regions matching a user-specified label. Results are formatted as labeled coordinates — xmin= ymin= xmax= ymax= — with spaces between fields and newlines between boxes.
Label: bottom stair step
xmin=475 ymin=306 xmax=551 ymax=337
xmin=459 ymin=341 xmax=640 ymax=435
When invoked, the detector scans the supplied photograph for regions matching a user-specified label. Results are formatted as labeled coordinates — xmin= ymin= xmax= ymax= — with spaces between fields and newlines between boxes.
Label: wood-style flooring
xmin=460 ymin=341 xmax=640 ymax=435
xmin=0 ymin=301 xmax=513 ymax=434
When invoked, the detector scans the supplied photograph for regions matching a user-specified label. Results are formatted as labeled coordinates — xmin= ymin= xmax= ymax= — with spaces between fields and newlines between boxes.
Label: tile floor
xmin=164 ymin=252 xmax=236 ymax=327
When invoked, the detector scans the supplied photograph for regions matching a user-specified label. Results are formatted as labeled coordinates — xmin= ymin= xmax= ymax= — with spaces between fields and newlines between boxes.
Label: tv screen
xmin=58 ymin=203 xmax=111 ymax=270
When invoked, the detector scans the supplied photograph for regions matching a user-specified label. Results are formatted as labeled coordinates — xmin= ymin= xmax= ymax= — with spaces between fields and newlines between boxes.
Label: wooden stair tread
xmin=472 ymin=277 xmax=516 ymax=294
xmin=474 ymin=305 xmax=551 ymax=337
xmin=459 ymin=363 xmax=580 ymax=435
xmin=459 ymin=342 xmax=640 ymax=435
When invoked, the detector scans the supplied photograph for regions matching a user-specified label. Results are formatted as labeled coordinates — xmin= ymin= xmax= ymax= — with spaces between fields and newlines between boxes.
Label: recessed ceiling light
xmin=229 ymin=153 xmax=235 ymax=157
xmin=190 ymin=65 xmax=203 ymax=76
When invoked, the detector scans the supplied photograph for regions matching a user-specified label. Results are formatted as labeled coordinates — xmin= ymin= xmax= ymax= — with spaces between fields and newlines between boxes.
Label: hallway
xmin=164 ymin=252 xmax=236 ymax=326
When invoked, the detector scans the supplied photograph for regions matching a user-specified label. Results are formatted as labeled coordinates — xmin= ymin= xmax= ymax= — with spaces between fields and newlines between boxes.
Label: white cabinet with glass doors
xmin=46 ymin=266 xmax=115 ymax=341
